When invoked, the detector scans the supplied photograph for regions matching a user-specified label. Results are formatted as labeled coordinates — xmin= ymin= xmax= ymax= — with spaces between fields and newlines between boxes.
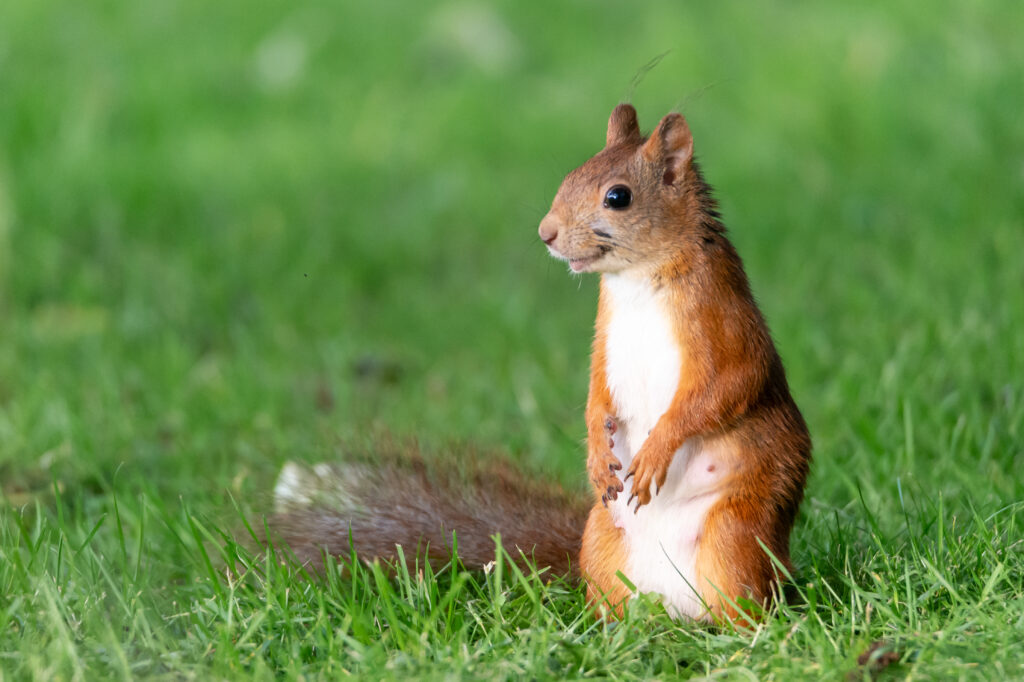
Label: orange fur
xmin=578 ymin=504 xmax=631 ymax=618
xmin=585 ymin=287 xmax=622 ymax=505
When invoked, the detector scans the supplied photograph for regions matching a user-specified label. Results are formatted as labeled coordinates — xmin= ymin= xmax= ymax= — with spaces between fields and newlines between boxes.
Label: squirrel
xmin=270 ymin=104 xmax=811 ymax=622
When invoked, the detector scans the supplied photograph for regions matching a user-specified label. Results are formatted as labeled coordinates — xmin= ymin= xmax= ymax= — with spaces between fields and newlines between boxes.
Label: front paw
xmin=624 ymin=445 xmax=672 ymax=512
xmin=587 ymin=416 xmax=623 ymax=505
xmin=587 ymin=447 xmax=623 ymax=508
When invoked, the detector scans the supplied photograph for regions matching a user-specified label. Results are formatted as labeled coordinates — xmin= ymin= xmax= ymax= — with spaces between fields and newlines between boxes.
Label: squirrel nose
xmin=538 ymin=215 xmax=559 ymax=246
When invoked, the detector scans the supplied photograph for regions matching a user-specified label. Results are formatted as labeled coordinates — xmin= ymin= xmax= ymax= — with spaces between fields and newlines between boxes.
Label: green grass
xmin=1 ymin=0 xmax=1023 ymax=678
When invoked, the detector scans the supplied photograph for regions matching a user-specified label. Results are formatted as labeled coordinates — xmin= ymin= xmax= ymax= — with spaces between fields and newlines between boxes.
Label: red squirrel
xmin=271 ymin=105 xmax=810 ymax=621
xmin=538 ymin=104 xmax=810 ymax=619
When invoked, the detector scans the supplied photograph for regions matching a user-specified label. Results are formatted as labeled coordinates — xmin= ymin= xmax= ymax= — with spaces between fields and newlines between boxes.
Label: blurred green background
xmin=2 ymin=0 xmax=1020 ymax=502
xmin=1 ymin=0 xmax=1022 ymax=676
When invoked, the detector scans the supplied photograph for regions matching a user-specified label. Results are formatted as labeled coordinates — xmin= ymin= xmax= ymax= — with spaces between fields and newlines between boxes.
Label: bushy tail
xmin=269 ymin=448 xmax=588 ymax=577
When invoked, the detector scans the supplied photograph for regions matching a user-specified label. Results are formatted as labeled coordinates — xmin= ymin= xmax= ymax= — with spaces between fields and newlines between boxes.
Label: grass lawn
xmin=2 ymin=0 xmax=1023 ymax=678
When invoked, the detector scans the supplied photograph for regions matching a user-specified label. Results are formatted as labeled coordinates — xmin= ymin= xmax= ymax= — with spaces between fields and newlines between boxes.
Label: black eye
xmin=603 ymin=185 xmax=632 ymax=210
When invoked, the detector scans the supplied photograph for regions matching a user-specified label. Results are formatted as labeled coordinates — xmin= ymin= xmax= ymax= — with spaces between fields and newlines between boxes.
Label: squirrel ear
xmin=641 ymin=113 xmax=693 ymax=186
xmin=606 ymin=104 xmax=641 ymax=147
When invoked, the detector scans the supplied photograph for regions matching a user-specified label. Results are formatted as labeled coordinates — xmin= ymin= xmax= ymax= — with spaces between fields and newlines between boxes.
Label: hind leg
xmin=579 ymin=503 xmax=632 ymax=618
xmin=694 ymin=495 xmax=791 ymax=623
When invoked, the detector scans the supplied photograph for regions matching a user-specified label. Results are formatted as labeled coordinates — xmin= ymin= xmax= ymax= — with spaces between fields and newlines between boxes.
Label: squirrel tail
xmin=268 ymin=448 xmax=588 ymax=577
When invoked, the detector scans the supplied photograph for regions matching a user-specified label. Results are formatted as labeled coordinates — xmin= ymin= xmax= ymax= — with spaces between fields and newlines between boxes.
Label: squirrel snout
xmin=538 ymin=215 xmax=559 ymax=246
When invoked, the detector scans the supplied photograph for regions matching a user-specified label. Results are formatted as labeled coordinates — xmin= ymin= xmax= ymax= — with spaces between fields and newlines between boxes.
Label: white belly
xmin=602 ymin=273 xmax=727 ymax=619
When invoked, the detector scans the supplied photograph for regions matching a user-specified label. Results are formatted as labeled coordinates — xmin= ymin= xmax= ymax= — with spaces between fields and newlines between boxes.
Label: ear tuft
xmin=606 ymin=104 xmax=641 ymax=148
xmin=641 ymin=113 xmax=694 ymax=185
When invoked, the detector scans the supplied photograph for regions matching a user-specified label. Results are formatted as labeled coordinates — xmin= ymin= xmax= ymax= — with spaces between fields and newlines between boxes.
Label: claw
xmin=602 ymin=494 xmax=608 ymax=508
xmin=606 ymin=485 xmax=617 ymax=500
xmin=608 ymin=438 xmax=615 ymax=448
xmin=627 ymin=491 xmax=636 ymax=506
xmin=624 ymin=470 xmax=634 ymax=482
xmin=604 ymin=418 xmax=617 ymax=434
xmin=609 ymin=462 xmax=621 ymax=472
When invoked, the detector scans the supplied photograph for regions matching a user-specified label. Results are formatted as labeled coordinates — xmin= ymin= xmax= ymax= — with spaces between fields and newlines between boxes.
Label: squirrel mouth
xmin=568 ymin=254 xmax=603 ymax=272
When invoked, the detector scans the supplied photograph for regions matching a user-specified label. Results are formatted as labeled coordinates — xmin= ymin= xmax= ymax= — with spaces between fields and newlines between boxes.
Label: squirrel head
xmin=539 ymin=104 xmax=709 ymax=275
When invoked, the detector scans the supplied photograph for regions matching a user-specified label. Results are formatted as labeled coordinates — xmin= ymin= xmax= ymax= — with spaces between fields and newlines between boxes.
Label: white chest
xmin=602 ymin=274 xmax=682 ymax=459
xmin=601 ymin=273 xmax=727 ymax=620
